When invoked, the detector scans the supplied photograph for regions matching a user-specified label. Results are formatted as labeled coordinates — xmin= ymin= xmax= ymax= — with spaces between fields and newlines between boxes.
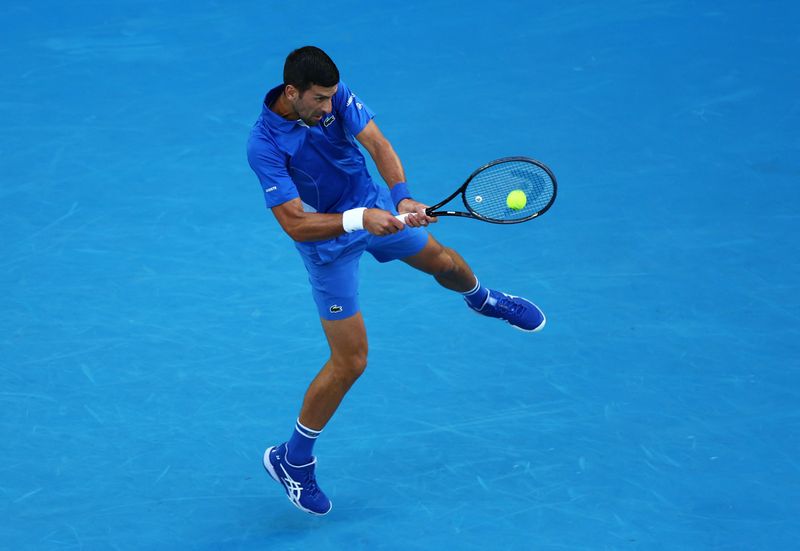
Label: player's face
xmin=289 ymin=83 xmax=337 ymax=126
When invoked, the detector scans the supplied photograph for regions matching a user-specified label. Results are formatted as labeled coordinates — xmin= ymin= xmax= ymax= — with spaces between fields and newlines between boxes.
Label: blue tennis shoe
xmin=467 ymin=289 xmax=546 ymax=332
xmin=263 ymin=443 xmax=332 ymax=516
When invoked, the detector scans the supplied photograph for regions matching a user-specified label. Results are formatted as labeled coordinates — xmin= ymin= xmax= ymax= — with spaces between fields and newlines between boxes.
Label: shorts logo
xmin=323 ymin=114 xmax=335 ymax=127
xmin=329 ymin=305 xmax=343 ymax=314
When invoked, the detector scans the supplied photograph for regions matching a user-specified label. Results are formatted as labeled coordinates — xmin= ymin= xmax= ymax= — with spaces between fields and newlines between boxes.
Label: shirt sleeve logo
xmin=345 ymin=93 xmax=363 ymax=110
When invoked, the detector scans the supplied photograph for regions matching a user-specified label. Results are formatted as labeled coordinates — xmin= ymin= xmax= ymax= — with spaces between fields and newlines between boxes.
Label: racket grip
xmin=396 ymin=208 xmax=433 ymax=223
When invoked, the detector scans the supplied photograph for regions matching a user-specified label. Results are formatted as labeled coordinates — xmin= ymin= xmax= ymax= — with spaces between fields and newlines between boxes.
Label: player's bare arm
xmin=356 ymin=120 xmax=436 ymax=228
xmin=355 ymin=120 xmax=404 ymax=186
xmin=271 ymin=198 xmax=404 ymax=241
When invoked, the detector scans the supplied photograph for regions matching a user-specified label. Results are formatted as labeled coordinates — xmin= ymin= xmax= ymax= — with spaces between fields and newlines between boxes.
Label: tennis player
xmin=247 ymin=46 xmax=546 ymax=515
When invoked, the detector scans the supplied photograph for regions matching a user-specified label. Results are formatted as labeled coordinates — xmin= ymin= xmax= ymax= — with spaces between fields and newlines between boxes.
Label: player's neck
xmin=270 ymin=92 xmax=299 ymax=120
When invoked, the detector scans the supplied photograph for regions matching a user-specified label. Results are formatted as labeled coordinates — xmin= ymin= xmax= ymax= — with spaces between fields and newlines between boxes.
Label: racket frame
xmin=425 ymin=156 xmax=557 ymax=224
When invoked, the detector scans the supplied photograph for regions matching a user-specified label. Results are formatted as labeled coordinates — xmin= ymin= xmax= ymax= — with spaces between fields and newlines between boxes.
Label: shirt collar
xmin=261 ymin=84 xmax=306 ymax=132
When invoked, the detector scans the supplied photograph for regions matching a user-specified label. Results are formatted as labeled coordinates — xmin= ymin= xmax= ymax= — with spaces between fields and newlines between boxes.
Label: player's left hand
xmin=398 ymin=198 xmax=437 ymax=227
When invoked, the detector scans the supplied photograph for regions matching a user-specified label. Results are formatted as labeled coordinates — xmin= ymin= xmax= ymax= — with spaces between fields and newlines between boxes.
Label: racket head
xmin=459 ymin=157 xmax=557 ymax=223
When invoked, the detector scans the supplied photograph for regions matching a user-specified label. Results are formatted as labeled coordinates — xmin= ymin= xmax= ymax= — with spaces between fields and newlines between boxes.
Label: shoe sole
xmin=512 ymin=315 xmax=546 ymax=333
xmin=262 ymin=447 xmax=333 ymax=516
xmin=263 ymin=447 xmax=280 ymax=482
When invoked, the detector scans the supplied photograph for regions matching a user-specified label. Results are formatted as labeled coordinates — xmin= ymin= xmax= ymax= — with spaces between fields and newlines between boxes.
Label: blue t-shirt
xmin=247 ymin=81 xmax=381 ymax=263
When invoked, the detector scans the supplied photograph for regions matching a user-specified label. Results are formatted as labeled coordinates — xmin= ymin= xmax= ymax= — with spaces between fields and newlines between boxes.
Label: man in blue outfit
xmin=247 ymin=46 xmax=546 ymax=515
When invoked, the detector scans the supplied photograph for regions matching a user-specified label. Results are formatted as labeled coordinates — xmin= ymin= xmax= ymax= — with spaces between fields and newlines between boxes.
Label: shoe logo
xmin=279 ymin=465 xmax=304 ymax=505
xmin=329 ymin=305 xmax=343 ymax=313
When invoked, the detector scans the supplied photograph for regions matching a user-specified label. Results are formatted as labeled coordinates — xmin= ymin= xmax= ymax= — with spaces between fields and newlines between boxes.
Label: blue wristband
xmin=390 ymin=182 xmax=412 ymax=209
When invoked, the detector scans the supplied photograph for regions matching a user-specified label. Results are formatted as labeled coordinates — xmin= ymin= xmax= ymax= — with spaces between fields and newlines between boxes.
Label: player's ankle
xmin=462 ymin=278 xmax=489 ymax=309
xmin=286 ymin=418 xmax=321 ymax=464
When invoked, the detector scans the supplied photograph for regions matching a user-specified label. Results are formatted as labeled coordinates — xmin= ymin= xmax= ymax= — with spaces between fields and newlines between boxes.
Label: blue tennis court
xmin=2 ymin=1 xmax=798 ymax=549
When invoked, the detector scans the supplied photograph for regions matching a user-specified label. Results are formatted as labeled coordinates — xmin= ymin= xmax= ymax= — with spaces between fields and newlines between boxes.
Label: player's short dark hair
xmin=283 ymin=46 xmax=339 ymax=93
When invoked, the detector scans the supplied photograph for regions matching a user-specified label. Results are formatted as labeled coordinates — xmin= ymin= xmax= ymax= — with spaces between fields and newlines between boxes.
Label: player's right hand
xmin=363 ymin=208 xmax=405 ymax=236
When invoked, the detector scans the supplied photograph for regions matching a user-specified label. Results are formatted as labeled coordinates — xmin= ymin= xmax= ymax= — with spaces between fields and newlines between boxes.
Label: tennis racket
xmin=396 ymin=156 xmax=557 ymax=224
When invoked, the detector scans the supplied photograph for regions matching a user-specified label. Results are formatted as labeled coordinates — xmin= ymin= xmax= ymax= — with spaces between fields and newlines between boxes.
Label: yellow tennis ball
xmin=506 ymin=189 xmax=527 ymax=210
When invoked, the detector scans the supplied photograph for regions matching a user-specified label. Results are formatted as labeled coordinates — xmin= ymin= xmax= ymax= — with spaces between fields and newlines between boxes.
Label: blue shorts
xmin=299 ymin=225 xmax=429 ymax=320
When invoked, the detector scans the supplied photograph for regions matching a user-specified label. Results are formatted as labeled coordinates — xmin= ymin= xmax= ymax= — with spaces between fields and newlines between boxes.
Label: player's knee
xmin=349 ymin=348 xmax=368 ymax=378
xmin=433 ymin=247 xmax=458 ymax=276
xmin=332 ymin=346 xmax=368 ymax=381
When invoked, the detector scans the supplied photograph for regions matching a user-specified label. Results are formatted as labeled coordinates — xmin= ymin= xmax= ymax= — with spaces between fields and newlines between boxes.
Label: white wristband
xmin=342 ymin=207 xmax=367 ymax=233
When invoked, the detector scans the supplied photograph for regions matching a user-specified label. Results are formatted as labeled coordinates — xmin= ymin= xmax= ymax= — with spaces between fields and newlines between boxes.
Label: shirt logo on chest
xmin=323 ymin=114 xmax=336 ymax=127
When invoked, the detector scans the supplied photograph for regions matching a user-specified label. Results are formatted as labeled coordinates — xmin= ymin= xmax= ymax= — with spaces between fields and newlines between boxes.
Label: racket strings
xmin=464 ymin=160 xmax=554 ymax=222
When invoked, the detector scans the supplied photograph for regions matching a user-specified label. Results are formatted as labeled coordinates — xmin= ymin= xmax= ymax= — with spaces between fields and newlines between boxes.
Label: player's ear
xmin=285 ymin=84 xmax=299 ymax=101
